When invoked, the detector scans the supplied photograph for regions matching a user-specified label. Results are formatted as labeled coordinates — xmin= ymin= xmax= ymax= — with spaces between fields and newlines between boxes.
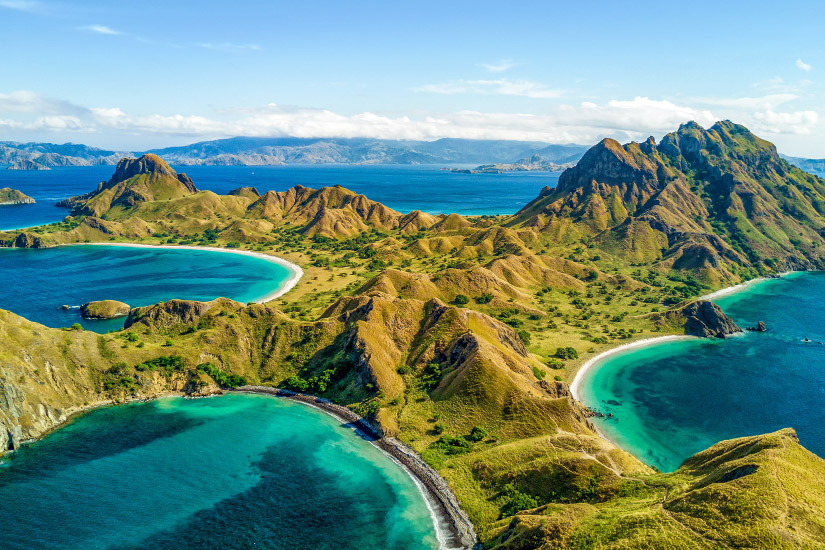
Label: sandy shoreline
xmin=233 ymin=386 xmax=478 ymax=550
xmin=62 ymin=242 xmax=304 ymax=303
xmin=569 ymin=335 xmax=693 ymax=402
xmin=697 ymin=271 xmax=793 ymax=302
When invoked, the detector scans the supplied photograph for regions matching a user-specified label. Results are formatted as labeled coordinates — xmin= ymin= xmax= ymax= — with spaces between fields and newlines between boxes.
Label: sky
xmin=1 ymin=0 xmax=824 ymax=156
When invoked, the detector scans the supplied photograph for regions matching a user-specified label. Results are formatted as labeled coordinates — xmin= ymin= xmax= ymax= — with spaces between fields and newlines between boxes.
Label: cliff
xmin=6 ymin=159 xmax=49 ymax=171
xmin=0 ymin=188 xmax=35 ymax=205
xmin=675 ymin=300 xmax=742 ymax=338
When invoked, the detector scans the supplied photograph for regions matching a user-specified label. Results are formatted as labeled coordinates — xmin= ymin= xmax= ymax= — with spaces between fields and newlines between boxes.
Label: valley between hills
xmin=2 ymin=120 xmax=825 ymax=548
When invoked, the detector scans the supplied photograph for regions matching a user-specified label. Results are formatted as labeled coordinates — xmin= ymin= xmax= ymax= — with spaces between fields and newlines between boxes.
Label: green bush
xmin=454 ymin=294 xmax=470 ymax=305
xmin=468 ymin=426 xmax=488 ymax=442
xmin=197 ymin=362 xmax=247 ymax=388
xmin=500 ymin=483 xmax=539 ymax=517
xmin=433 ymin=435 xmax=472 ymax=455
xmin=554 ymin=346 xmax=579 ymax=360
xmin=475 ymin=293 xmax=494 ymax=304
xmin=532 ymin=366 xmax=546 ymax=380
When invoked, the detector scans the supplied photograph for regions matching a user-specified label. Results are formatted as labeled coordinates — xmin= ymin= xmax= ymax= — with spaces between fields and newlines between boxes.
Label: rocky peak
xmin=108 ymin=154 xmax=197 ymax=192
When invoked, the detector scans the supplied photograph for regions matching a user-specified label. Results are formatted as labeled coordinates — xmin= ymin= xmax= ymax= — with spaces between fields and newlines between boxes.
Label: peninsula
xmin=2 ymin=121 xmax=825 ymax=548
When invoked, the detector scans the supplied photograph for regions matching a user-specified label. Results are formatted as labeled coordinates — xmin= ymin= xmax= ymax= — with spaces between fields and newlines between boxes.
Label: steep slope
xmin=62 ymin=154 xmax=198 ymax=217
xmin=510 ymin=121 xmax=825 ymax=281
xmin=489 ymin=428 xmax=825 ymax=549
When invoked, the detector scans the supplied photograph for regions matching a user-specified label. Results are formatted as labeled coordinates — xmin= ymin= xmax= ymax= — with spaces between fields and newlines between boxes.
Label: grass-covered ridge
xmin=2 ymin=122 xmax=825 ymax=548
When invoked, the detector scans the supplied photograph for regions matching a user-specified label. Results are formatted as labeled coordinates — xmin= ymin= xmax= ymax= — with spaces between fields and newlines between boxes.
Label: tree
xmin=454 ymin=294 xmax=470 ymax=305
xmin=468 ymin=426 xmax=488 ymax=442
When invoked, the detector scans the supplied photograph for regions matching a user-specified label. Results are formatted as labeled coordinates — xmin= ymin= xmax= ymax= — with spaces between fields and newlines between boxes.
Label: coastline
xmin=569 ymin=335 xmax=693 ymax=402
xmin=697 ymin=271 xmax=794 ymax=302
xmin=233 ymin=386 xmax=478 ymax=550
xmin=61 ymin=242 xmax=304 ymax=303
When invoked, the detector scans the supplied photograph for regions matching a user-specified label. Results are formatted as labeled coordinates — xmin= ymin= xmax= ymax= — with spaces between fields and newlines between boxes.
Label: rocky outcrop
xmin=125 ymin=297 xmax=244 ymax=329
xmin=1 ymin=232 xmax=49 ymax=248
xmin=678 ymin=300 xmax=742 ymax=338
xmin=0 ymin=188 xmax=35 ymax=205
xmin=80 ymin=300 xmax=131 ymax=320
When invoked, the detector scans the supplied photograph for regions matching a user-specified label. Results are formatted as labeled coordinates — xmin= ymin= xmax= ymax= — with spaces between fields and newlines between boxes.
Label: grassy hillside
xmin=2 ymin=125 xmax=825 ymax=548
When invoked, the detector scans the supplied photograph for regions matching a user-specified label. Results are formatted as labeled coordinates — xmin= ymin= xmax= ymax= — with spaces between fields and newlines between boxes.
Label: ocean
xmin=0 ymin=164 xmax=561 ymax=231
xmin=579 ymin=271 xmax=825 ymax=472
xmin=0 ymin=245 xmax=293 ymax=332
xmin=0 ymin=393 xmax=439 ymax=550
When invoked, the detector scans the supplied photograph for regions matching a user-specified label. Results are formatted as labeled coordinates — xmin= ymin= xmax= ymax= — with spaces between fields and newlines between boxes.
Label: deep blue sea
xmin=580 ymin=271 xmax=825 ymax=472
xmin=0 ymin=394 xmax=440 ymax=550
xmin=0 ymin=245 xmax=292 ymax=332
xmin=0 ymin=164 xmax=560 ymax=230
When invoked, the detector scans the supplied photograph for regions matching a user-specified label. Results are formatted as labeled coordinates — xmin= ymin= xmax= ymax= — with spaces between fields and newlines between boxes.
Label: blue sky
xmin=1 ymin=0 xmax=823 ymax=155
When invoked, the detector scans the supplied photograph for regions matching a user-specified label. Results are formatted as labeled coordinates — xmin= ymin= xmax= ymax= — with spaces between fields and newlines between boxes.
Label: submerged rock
xmin=680 ymin=300 xmax=742 ymax=338
xmin=80 ymin=300 xmax=131 ymax=320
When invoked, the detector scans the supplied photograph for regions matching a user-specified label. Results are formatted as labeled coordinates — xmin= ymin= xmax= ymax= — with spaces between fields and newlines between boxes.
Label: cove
xmin=578 ymin=271 xmax=825 ymax=472
xmin=0 ymin=393 xmax=440 ymax=550
xmin=0 ymin=245 xmax=297 ymax=332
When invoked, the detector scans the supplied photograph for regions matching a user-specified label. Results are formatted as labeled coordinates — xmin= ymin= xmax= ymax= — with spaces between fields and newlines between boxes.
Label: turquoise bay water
xmin=0 ymin=164 xmax=561 ymax=230
xmin=0 ymin=393 xmax=439 ymax=550
xmin=580 ymin=271 xmax=825 ymax=472
xmin=0 ymin=245 xmax=291 ymax=331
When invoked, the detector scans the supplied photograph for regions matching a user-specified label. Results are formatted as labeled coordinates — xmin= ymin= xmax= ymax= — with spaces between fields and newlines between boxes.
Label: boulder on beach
xmin=80 ymin=300 xmax=131 ymax=320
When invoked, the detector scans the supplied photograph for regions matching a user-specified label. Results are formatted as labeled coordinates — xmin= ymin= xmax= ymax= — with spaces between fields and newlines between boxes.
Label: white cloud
xmin=796 ymin=59 xmax=812 ymax=72
xmin=479 ymin=60 xmax=518 ymax=73
xmin=693 ymin=93 xmax=798 ymax=110
xmin=0 ymin=90 xmax=820 ymax=152
xmin=80 ymin=24 xmax=121 ymax=35
xmin=0 ymin=0 xmax=41 ymax=12
xmin=415 ymin=79 xmax=563 ymax=99
xmin=753 ymin=109 xmax=818 ymax=134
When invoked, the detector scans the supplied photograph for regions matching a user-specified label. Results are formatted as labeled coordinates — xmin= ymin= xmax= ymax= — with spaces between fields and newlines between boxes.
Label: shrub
xmin=454 ymin=294 xmax=470 ymax=305
xmin=70 ymin=323 xmax=83 ymax=331
xmin=554 ymin=347 xmax=579 ymax=360
xmin=532 ymin=366 xmax=546 ymax=380
xmin=468 ymin=426 xmax=488 ymax=442
xmin=197 ymin=362 xmax=247 ymax=388
xmin=433 ymin=423 xmax=446 ymax=434
xmin=517 ymin=330 xmax=531 ymax=346
xmin=554 ymin=375 xmax=562 ymax=381
xmin=500 ymin=483 xmax=539 ymax=517
xmin=433 ymin=435 xmax=472 ymax=455
xmin=475 ymin=293 xmax=494 ymax=304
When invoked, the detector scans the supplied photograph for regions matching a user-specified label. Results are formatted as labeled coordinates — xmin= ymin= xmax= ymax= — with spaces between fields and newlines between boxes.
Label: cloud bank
xmin=0 ymin=90 xmax=819 ymax=150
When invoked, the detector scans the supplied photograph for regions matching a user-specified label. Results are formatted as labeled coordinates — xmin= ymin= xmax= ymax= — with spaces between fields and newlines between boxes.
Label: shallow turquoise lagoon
xmin=579 ymin=271 xmax=825 ymax=472
xmin=0 ymin=245 xmax=293 ymax=331
xmin=0 ymin=394 xmax=439 ymax=550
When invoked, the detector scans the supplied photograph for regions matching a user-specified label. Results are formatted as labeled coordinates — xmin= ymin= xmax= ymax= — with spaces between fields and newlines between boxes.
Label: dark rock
xmin=680 ymin=300 xmax=742 ymax=338
xmin=757 ymin=321 xmax=767 ymax=332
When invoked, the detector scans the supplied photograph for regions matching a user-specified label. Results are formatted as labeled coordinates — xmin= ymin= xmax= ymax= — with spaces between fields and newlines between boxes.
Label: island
xmin=80 ymin=300 xmax=131 ymax=319
xmin=2 ymin=120 xmax=825 ymax=548
xmin=448 ymin=153 xmax=575 ymax=174
xmin=0 ymin=188 xmax=35 ymax=205
xmin=6 ymin=159 xmax=50 ymax=171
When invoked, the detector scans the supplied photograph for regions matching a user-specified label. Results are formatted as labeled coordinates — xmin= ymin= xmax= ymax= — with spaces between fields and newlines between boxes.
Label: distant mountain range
xmin=781 ymin=154 xmax=825 ymax=174
xmin=0 ymin=137 xmax=588 ymax=168
xmin=0 ymin=137 xmax=823 ymax=173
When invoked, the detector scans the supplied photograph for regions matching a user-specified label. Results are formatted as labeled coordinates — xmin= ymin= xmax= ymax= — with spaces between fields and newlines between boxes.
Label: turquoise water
xmin=0 ymin=245 xmax=292 ymax=332
xmin=580 ymin=271 xmax=825 ymax=472
xmin=0 ymin=164 xmax=561 ymax=230
xmin=0 ymin=393 xmax=439 ymax=550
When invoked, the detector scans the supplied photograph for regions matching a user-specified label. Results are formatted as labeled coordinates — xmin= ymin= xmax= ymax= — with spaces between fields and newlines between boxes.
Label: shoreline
xmin=569 ymin=335 xmax=693 ymax=402
xmin=697 ymin=271 xmax=794 ymax=302
xmin=233 ymin=386 xmax=478 ymax=550
xmin=61 ymin=242 xmax=304 ymax=303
